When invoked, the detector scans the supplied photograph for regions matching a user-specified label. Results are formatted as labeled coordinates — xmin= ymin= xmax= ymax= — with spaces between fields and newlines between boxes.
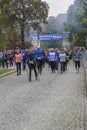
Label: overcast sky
xmin=43 ymin=0 xmax=75 ymax=17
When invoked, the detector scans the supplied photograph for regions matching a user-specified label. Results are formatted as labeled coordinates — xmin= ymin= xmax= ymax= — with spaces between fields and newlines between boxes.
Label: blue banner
xmin=32 ymin=34 xmax=68 ymax=41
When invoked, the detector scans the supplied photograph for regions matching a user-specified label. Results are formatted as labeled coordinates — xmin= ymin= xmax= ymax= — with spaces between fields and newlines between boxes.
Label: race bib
xmin=29 ymin=61 xmax=33 ymax=64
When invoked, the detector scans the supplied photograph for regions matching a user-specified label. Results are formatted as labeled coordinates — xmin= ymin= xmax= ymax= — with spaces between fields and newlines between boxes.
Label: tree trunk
xmin=21 ymin=27 xmax=25 ymax=48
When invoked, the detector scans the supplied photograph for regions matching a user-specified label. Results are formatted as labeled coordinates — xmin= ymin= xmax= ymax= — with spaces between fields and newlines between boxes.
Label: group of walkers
xmin=0 ymin=46 xmax=85 ymax=82
xmin=14 ymin=47 xmax=45 ymax=81
xmin=0 ymin=50 xmax=14 ymax=68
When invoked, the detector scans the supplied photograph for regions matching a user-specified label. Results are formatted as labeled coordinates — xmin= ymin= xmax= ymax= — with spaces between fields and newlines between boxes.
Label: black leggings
xmin=37 ymin=59 xmax=42 ymax=74
xmin=75 ymin=61 xmax=80 ymax=69
xmin=29 ymin=64 xmax=37 ymax=79
xmin=60 ymin=62 xmax=66 ymax=72
xmin=16 ymin=62 xmax=21 ymax=75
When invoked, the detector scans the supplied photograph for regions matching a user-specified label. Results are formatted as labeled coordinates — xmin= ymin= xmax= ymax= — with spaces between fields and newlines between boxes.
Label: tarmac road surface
xmin=0 ymin=62 xmax=85 ymax=130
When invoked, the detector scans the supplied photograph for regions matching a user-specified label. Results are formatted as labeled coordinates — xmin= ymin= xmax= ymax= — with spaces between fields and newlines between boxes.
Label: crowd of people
xmin=0 ymin=46 xmax=85 ymax=81
xmin=0 ymin=50 xmax=14 ymax=68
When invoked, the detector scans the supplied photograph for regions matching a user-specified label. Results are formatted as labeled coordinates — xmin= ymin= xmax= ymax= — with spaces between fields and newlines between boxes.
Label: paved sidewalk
xmin=0 ymin=61 xmax=86 ymax=130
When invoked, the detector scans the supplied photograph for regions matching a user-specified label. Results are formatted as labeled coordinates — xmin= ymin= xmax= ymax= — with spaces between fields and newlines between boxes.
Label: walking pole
xmin=73 ymin=60 xmax=75 ymax=71
xmin=25 ymin=64 xmax=29 ymax=81
xmin=37 ymin=73 xmax=40 ymax=81
xmin=80 ymin=59 xmax=83 ymax=72
xmin=33 ymin=62 xmax=40 ymax=81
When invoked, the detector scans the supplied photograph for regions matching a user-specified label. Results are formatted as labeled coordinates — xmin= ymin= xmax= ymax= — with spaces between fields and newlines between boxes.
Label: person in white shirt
xmin=59 ymin=49 xmax=66 ymax=73
xmin=49 ymin=48 xmax=56 ymax=73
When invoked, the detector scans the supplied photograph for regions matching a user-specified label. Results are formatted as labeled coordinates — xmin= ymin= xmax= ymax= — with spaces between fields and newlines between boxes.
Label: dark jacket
xmin=27 ymin=53 xmax=36 ymax=65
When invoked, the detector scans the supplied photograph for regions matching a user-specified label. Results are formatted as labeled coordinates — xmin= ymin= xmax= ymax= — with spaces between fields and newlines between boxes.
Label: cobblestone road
xmin=0 ymin=62 xmax=85 ymax=130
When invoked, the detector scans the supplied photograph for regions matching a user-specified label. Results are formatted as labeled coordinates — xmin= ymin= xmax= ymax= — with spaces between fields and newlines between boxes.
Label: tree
xmin=73 ymin=28 xmax=87 ymax=46
xmin=0 ymin=0 xmax=11 ymax=50
xmin=0 ymin=0 xmax=10 ymax=8
xmin=67 ymin=0 xmax=86 ymax=47
xmin=4 ymin=0 xmax=49 ymax=48
xmin=82 ymin=0 xmax=87 ymax=26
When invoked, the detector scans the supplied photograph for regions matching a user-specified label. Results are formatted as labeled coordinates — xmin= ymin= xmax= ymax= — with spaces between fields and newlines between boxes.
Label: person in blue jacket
xmin=55 ymin=48 xmax=59 ymax=71
xmin=47 ymin=49 xmax=51 ymax=69
xmin=35 ymin=47 xmax=44 ymax=74
xmin=20 ymin=49 xmax=27 ymax=70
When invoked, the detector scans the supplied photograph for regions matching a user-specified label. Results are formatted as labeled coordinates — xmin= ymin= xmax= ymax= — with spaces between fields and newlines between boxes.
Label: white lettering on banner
xmin=32 ymin=34 xmax=68 ymax=41
xmin=32 ymin=35 xmax=38 ymax=41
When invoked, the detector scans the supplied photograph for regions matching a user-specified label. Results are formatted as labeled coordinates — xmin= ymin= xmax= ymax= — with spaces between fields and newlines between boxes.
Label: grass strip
xmin=0 ymin=68 xmax=15 ymax=75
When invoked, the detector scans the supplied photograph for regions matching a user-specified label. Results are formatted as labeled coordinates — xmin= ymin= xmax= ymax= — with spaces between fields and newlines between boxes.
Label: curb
xmin=82 ymin=58 xmax=87 ymax=130
xmin=0 ymin=70 xmax=16 ymax=78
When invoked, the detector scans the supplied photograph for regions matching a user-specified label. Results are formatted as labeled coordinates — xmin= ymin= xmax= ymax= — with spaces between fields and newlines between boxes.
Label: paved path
xmin=0 ymin=62 xmax=85 ymax=130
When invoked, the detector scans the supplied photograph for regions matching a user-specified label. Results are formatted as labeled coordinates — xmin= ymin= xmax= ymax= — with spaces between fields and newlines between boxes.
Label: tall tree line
xmin=66 ymin=0 xmax=87 ymax=47
xmin=0 ymin=0 xmax=49 ymax=50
